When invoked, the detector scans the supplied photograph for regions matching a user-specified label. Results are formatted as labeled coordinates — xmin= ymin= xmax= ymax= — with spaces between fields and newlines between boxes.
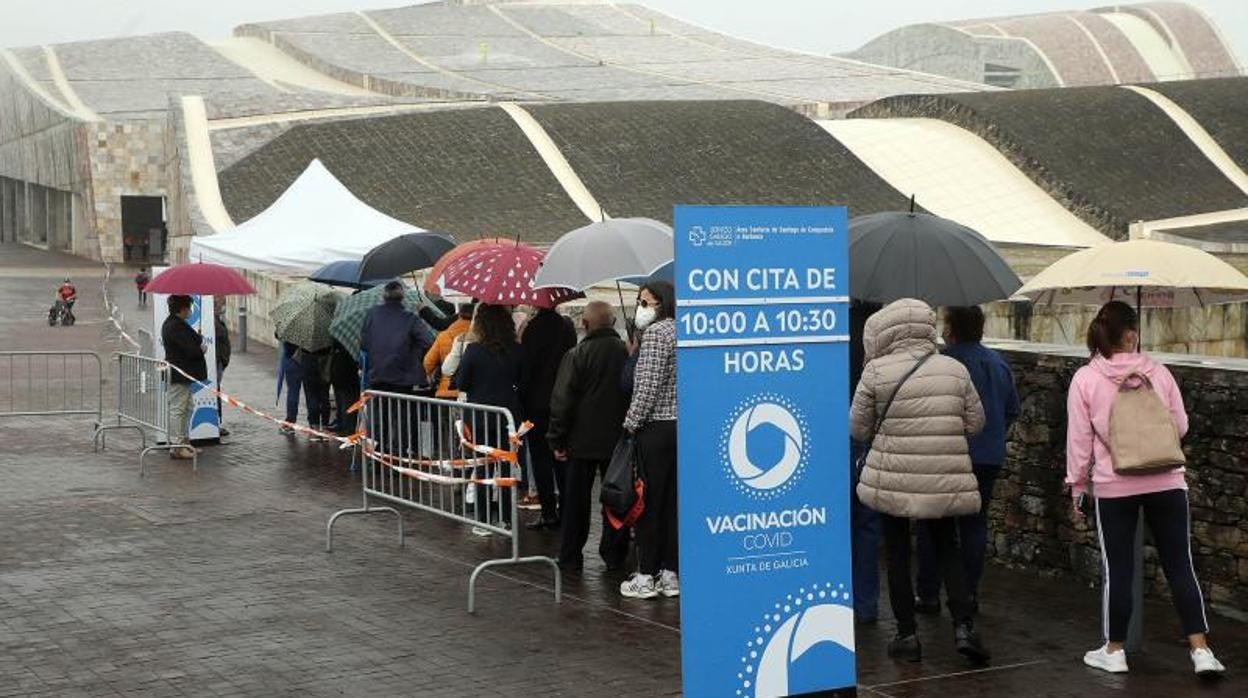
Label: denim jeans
xmin=851 ymin=439 xmax=881 ymax=619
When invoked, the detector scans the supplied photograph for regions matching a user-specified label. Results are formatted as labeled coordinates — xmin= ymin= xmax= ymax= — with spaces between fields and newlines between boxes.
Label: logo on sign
xmin=689 ymin=226 xmax=707 ymax=247
xmin=738 ymin=583 xmax=856 ymax=698
xmin=721 ymin=394 xmax=809 ymax=500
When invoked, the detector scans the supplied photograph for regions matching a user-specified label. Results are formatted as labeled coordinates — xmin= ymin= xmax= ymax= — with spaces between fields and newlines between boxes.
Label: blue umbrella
xmin=307 ymin=260 xmax=385 ymax=290
xmin=620 ymin=261 xmax=674 ymax=287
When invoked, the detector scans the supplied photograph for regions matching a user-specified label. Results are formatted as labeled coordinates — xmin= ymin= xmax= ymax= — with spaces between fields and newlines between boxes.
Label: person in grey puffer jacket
xmin=849 ymin=298 xmax=988 ymax=665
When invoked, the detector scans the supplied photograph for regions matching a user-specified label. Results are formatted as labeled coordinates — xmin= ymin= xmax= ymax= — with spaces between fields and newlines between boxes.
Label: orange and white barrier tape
xmin=157 ymin=360 xmax=529 ymax=485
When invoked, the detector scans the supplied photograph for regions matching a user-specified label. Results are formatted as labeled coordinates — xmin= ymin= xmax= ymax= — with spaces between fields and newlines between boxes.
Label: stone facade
xmin=989 ymin=343 xmax=1248 ymax=618
xmin=87 ymin=119 xmax=169 ymax=263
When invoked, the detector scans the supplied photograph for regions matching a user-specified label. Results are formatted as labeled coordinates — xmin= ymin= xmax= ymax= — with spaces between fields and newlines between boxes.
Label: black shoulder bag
xmin=855 ymin=354 xmax=932 ymax=477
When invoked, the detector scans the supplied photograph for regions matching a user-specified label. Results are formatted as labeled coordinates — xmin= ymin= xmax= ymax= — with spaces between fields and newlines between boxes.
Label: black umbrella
xmin=307 ymin=260 xmax=385 ymax=290
xmin=849 ymin=207 xmax=1022 ymax=307
xmin=358 ymin=232 xmax=457 ymax=282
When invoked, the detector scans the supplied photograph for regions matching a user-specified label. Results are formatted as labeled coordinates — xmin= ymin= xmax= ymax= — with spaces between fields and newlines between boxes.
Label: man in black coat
xmin=161 ymin=295 xmax=207 ymax=460
xmin=548 ymin=301 xmax=631 ymax=570
xmin=520 ymin=306 xmax=577 ymax=529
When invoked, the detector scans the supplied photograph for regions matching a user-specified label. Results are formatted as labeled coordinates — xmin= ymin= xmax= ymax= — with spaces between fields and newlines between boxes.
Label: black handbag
xmin=601 ymin=435 xmax=644 ymax=528
xmin=855 ymin=354 xmax=932 ymax=477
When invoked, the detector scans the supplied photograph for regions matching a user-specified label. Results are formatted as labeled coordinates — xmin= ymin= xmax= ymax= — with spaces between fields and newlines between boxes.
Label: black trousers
xmin=560 ymin=458 xmax=630 ymax=565
xmin=528 ymin=420 xmax=566 ymax=521
xmin=917 ymin=464 xmax=999 ymax=602
xmin=882 ymin=514 xmax=973 ymax=636
xmin=1094 ymin=488 xmax=1209 ymax=642
xmin=635 ymin=420 xmax=678 ymax=576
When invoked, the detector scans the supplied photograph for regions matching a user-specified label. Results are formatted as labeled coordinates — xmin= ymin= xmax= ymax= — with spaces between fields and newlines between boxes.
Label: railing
xmin=0 ymin=351 xmax=103 ymax=422
xmin=95 ymin=352 xmax=198 ymax=474
xmin=327 ymin=390 xmax=561 ymax=613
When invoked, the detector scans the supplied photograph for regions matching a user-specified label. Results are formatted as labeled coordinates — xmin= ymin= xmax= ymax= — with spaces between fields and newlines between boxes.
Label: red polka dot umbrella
xmin=440 ymin=242 xmax=582 ymax=309
xmin=423 ymin=237 xmax=509 ymax=296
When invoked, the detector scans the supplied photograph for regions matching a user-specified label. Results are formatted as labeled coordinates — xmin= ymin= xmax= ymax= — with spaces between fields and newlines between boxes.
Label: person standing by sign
xmin=161 ymin=295 xmax=207 ymax=460
xmin=620 ymin=281 xmax=678 ymax=600
xmin=915 ymin=306 xmax=1019 ymax=615
xmin=849 ymin=299 xmax=884 ymax=624
xmin=1067 ymin=301 xmax=1225 ymax=677
xmin=548 ymin=301 xmax=632 ymax=571
xmin=850 ymin=298 xmax=988 ymax=664
xmin=213 ymin=297 xmax=232 ymax=437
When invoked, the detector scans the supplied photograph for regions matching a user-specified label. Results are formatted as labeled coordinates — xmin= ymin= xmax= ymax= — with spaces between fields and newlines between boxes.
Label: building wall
xmin=87 ymin=119 xmax=169 ymax=263
xmin=0 ymin=65 xmax=96 ymax=256
xmin=990 ymin=344 xmax=1248 ymax=617
xmin=848 ymin=24 xmax=1059 ymax=90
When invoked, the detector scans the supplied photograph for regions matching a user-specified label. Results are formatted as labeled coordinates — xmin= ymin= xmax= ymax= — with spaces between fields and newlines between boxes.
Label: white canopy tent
xmin=189 ymin=159 xmax=424 ymax=273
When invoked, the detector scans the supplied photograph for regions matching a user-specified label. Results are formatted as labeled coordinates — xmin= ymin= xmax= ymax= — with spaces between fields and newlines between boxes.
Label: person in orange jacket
xmin=424 ymin=302 xmax=474 ymax=398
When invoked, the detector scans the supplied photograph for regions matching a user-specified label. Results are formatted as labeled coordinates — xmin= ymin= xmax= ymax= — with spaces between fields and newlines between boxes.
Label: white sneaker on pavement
xmin=1083 ymin=645 xmax=1129 ymax=674
xmin=657 ymin=570 xmax=680 ymax=597
xmin=1191 ymin=648 xmax=1226 ymax=677
xmin=620 ymin=573 xmax=658 ymax=599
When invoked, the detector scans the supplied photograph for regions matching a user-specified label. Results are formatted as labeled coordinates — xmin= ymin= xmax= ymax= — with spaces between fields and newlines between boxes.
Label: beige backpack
xmin=1099 ymin=372 xmax=1186 ymax=474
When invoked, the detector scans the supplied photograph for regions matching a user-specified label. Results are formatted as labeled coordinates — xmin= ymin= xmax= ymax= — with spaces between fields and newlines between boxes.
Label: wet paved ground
xmin=2 ymin=241 xmax=1246 ymax=697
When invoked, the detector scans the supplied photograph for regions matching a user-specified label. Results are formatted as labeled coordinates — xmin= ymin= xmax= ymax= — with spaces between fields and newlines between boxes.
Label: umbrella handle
xmin=616 ymin=281 xmax=633 ymax=342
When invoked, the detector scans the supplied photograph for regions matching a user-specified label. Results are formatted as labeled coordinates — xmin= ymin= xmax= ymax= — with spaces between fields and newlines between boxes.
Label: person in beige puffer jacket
xmin=849 ymin=298 xmax=988 ymax=664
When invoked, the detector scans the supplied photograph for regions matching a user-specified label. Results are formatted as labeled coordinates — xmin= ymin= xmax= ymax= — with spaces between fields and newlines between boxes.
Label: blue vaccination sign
xmin=674 ymin=206 xmax=855 ymax=698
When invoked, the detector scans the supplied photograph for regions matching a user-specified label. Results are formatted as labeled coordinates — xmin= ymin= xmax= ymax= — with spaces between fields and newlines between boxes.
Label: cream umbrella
xmin=1017 ymin=240 xmax=1248 ymax=309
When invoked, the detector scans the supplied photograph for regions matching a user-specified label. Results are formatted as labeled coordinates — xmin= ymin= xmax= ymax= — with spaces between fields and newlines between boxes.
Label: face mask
xmin=634 ymin=305 xmax=658 ymax=330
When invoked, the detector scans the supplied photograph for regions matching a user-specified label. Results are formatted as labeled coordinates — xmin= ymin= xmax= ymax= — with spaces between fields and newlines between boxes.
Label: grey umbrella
xmin=849 ymin=209 xmax=1022 ymax=307
xmin=532 ymin=218 xmax=673 ymax=291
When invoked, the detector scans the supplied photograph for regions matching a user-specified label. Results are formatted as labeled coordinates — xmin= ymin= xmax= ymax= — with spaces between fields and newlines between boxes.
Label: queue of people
xmin=152 ymin=276 xmax=1224 ymax=678
xmin=849 ymin=297 xmax=1225 ymax=677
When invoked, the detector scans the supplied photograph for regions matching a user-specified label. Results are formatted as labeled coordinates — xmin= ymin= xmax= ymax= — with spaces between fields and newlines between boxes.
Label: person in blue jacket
xmin=915 ymin=306 xmax=1020 ymax=615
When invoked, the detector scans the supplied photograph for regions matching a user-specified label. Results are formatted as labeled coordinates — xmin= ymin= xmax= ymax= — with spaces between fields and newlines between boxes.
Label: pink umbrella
xmin=145 ymin=262 xmax=257 ymax=296
xmin=441 ymin=243 xmax=581 ymax=309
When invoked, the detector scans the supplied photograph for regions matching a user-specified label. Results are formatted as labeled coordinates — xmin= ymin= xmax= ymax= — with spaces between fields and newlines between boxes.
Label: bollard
xmin=1126 ymin=509 xmax=1145 ymax=652
xmin=237 ymin=301 xmax=248 ymax=353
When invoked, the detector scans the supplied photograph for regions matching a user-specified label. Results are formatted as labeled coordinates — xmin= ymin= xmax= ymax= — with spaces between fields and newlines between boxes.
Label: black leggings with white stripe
xmin=1095 ymin=488 xmax=1209 ymax=643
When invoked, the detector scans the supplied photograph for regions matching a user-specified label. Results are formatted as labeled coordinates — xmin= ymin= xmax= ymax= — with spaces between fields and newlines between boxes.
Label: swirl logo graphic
xmin=737 ymin=583 xmax=856 ymax=698
xmin=721 ymin=394 xmax=809 ymax=500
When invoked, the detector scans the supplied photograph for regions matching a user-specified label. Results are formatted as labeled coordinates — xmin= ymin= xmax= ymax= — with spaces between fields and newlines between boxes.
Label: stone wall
xmin=988 ymin=341 xmax=1248 ymax=618
xmin=87 ymin=119 xmax=169 ymax=263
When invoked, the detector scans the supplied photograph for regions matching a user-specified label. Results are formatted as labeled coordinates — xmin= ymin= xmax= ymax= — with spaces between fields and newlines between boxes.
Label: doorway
xmin=121 ymin=195 xmax=166 ymax=263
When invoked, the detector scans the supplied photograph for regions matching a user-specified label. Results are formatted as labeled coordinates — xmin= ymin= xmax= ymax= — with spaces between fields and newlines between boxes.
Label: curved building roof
xmin=236 ymin=0 xmax=991 ymax=113
xmin=849 ymin=2 xmax=1240 ymax=89
xmin=852 ymin=83 xmax=1248 ymax=238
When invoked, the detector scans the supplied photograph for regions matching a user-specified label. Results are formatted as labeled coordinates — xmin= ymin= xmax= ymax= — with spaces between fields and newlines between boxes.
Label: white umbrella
xmin=532 ymin=218 xmax=673 ymax=291
xmin=1017 ymin=240 xmax=1248 ymax=309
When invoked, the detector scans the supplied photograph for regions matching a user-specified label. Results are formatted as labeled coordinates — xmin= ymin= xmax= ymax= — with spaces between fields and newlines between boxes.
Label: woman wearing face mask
xmin=620 ymin=281 xmax=679 ymax=600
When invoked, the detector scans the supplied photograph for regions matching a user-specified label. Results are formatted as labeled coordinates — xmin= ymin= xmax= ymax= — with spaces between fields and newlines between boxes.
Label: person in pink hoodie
xmin=1066 ymin=301 xmax=1225 ymax=678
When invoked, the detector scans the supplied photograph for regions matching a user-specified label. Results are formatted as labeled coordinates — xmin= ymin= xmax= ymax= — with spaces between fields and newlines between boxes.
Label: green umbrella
xmin=272 ymin=282 xmax=341 ymax=352
xmin=330 ymin=284 xmax=432 ymax=360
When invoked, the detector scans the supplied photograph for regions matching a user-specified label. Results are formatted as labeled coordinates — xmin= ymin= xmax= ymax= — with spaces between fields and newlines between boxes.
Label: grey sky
xmin=1 ymin=0 xmax=1245 ymax=66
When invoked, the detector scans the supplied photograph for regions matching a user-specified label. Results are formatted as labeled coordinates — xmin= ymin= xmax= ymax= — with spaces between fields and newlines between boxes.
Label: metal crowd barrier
xmin=94 ymin=352 xmax=198 ymax=474
xmin=0 ymin=351 xmax=104 ymax=425
xmin=327 ymin=390 xmax=561 ymax=613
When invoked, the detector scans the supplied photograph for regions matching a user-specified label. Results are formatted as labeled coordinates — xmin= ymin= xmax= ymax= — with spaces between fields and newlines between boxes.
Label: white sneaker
xmin=620 ymin=573 xmax=658 ymax=599
xmin=1191 ymin=648 xmax=1226 ymax=677
xmin=657 ymin=570 xmax=680 ymax=597
xmin=1083 ymin=645 xmax=1129 ymax=674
